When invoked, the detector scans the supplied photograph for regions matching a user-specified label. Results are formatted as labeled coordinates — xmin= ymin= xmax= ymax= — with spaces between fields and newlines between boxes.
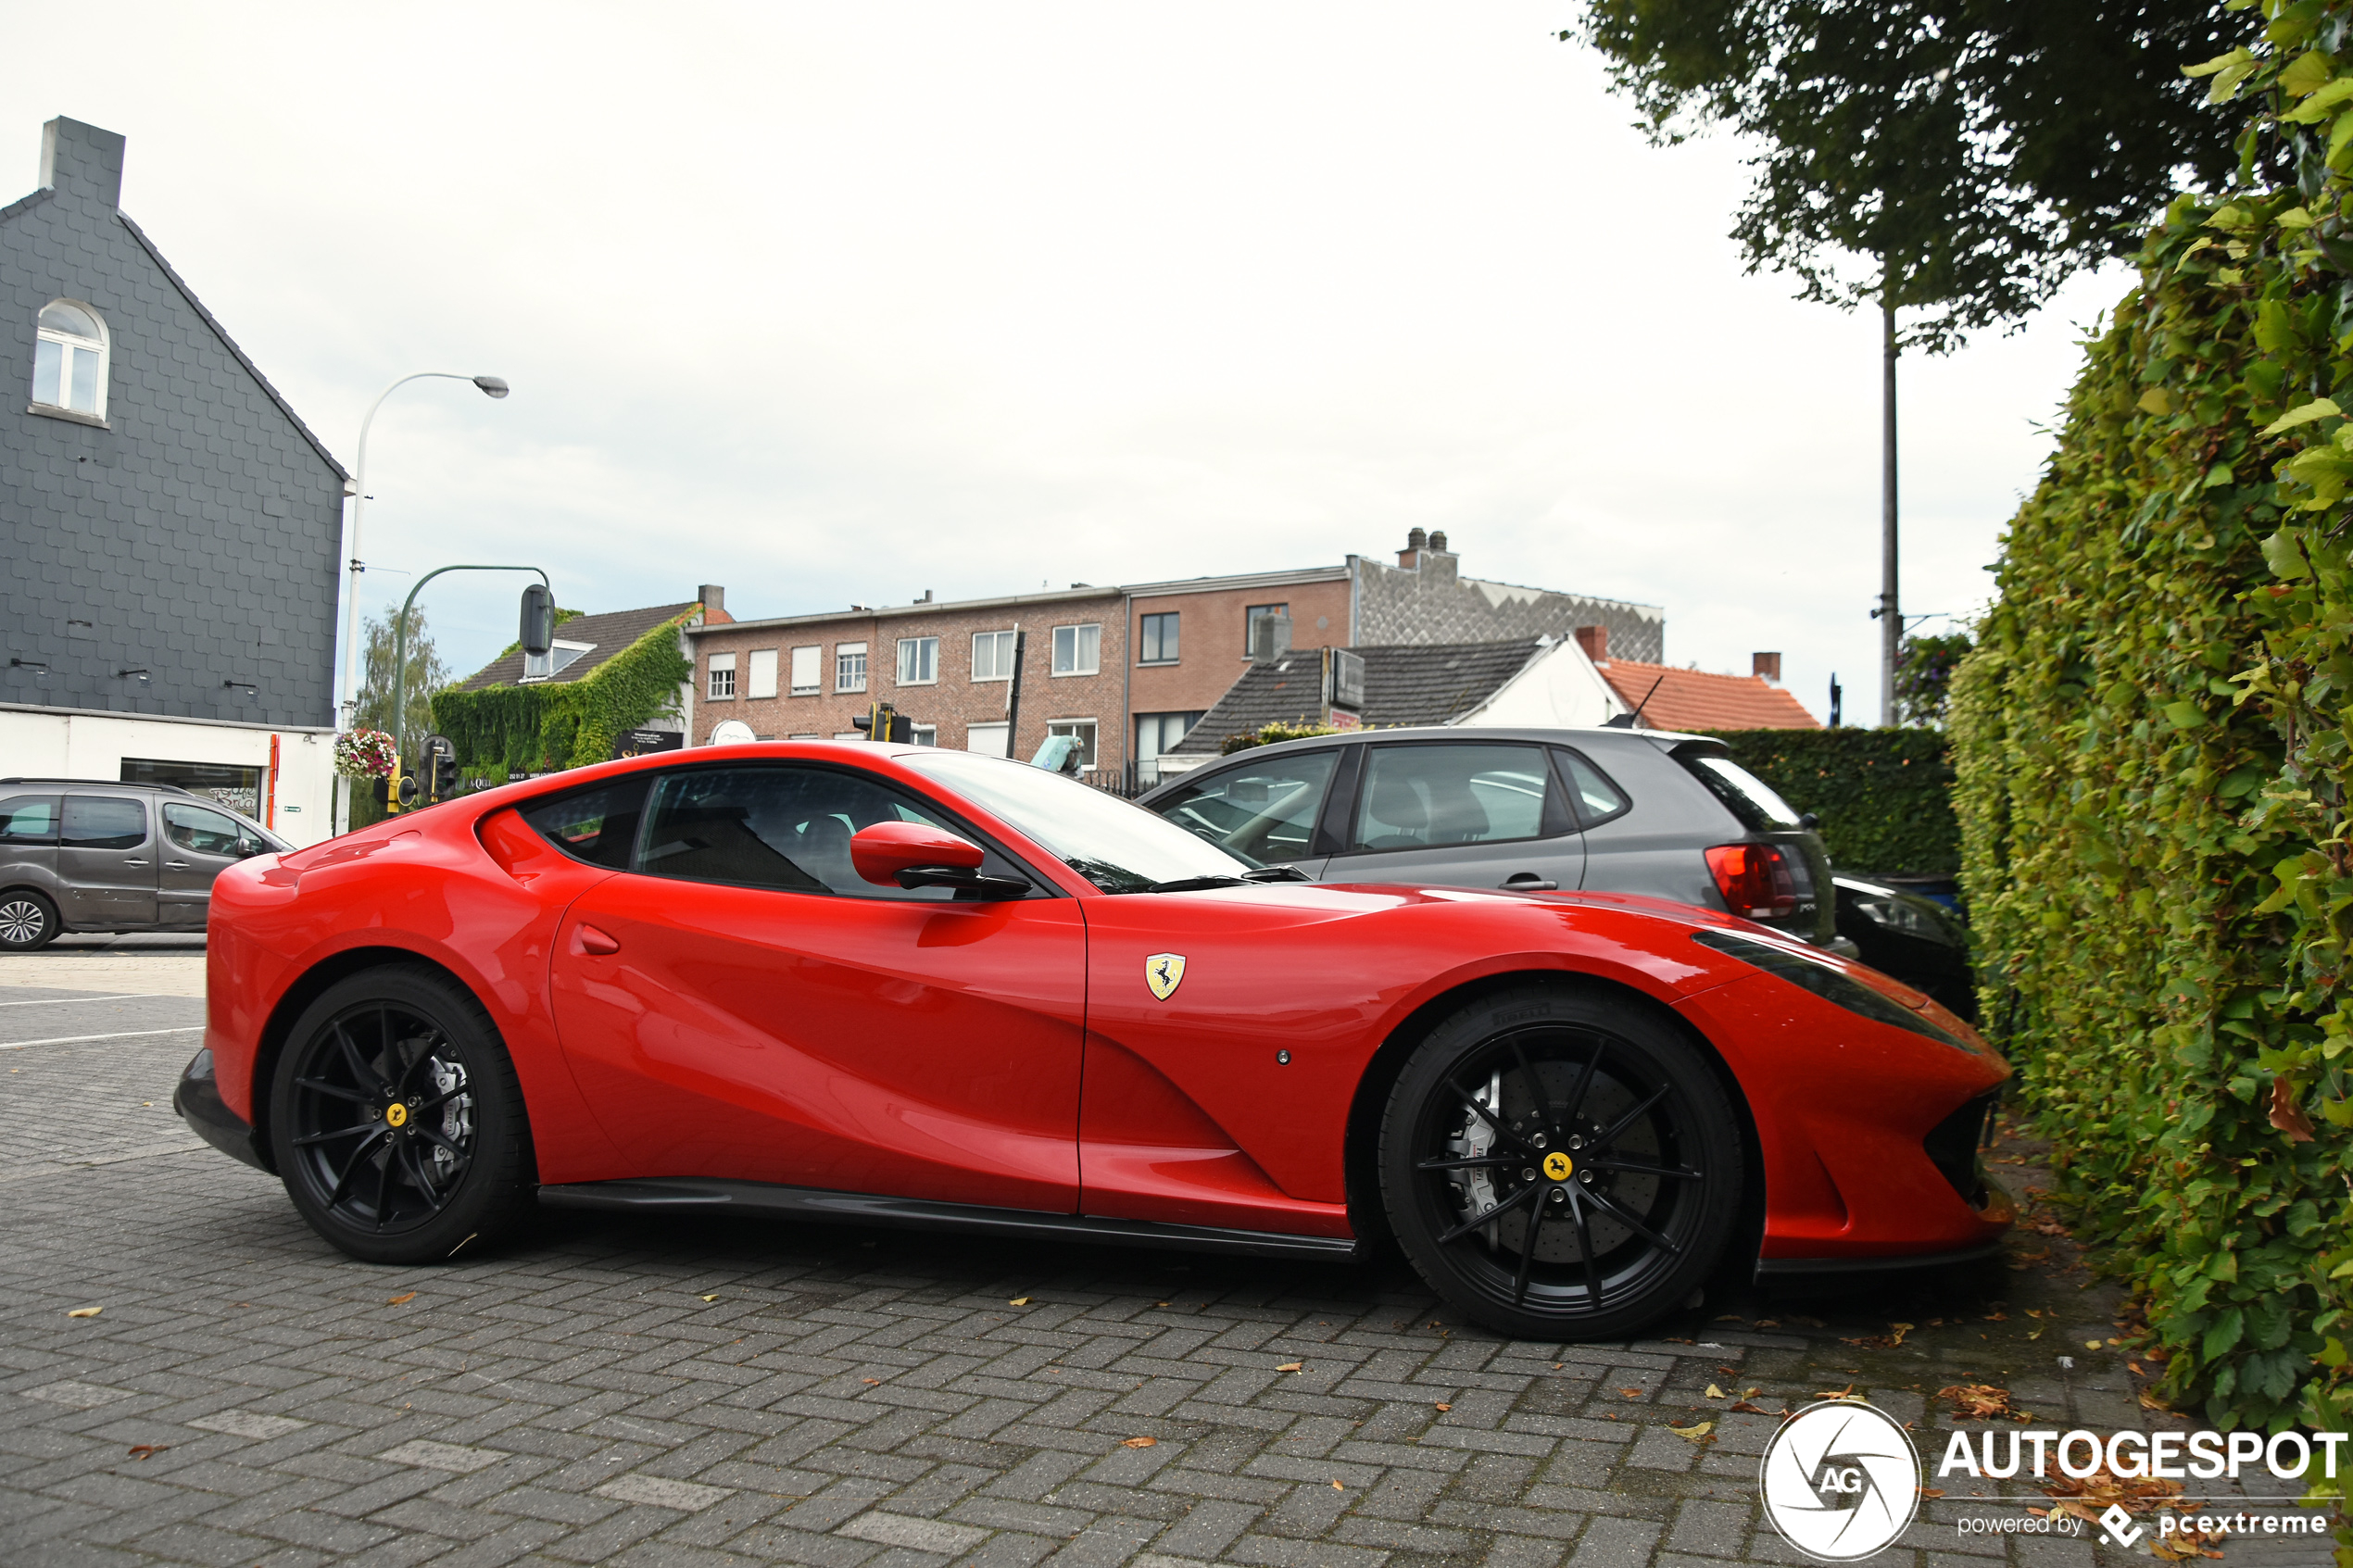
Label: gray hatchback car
xmin=1135 ymin=725 xmax=1840 ymax=948
xmin=0 ymin=779 xmax=288 ymax=950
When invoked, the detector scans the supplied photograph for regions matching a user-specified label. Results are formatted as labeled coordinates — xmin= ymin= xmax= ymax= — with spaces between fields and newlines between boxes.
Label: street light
xmin=339 ymin=372 xmax=510 ymax=728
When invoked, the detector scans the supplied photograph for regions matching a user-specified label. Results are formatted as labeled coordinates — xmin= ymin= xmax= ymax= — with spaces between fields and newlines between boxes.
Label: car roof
xmin=1159 ymin=723 xmax=1723 ymax=770
xmin=0 ymin=778 xmax=202 ymax=797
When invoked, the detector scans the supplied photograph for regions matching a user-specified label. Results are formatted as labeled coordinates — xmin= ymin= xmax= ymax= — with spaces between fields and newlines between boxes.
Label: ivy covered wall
xmin=429 ymin=608 xmax=694 ymax=778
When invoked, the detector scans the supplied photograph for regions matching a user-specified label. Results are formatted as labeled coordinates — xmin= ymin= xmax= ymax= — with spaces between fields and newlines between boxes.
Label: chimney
xmin=1251 ymin=614 xmax=1293 ymax=665
xmin=698 ymin=583 xmax=731 ymax=623
xmin=1752 ymin=651 xmax=1782 ymax=684
xmin=1398 ymin=527 xmax=1428 ymax=568
xmin=1573 ymin=625 xmax=1608 ymax=664
xmin=41 ymin=118 xmax=125 ymax=209
xmin=1428 ymin=530 xmax=1449 ymax=553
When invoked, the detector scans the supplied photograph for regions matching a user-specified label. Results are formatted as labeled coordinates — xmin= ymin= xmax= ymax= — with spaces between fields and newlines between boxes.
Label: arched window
xmin=32 ymin=300 xmax=107 ymax=419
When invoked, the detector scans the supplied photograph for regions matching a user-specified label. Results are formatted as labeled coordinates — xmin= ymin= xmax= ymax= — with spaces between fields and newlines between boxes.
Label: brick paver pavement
xmin=0 ymin=972 xmax=2334 ymax=1567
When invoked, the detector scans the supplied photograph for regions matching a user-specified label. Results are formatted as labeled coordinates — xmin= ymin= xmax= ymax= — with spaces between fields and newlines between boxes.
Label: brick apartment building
xmin=682 ymin=533 xmax=1663 ymax=780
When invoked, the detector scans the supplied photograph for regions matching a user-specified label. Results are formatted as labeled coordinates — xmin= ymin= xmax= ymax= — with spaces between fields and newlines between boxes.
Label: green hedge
xmin=430 ymin=609 xmax=694 ymax=778
xmin=1701 ymin=728 xmax=1957 ymax=877
xmin=1951 ymin=3 xmax=2353 ymax=1437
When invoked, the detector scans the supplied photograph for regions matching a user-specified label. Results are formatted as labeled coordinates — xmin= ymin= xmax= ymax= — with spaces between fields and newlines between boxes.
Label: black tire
xmin=0 ymin=889 xmax=61 ymax=951
xmin=269 ymin=965 xmax=536 ymax=1265
xmin=1379 ymin=984 xmax=1743 ymax=1341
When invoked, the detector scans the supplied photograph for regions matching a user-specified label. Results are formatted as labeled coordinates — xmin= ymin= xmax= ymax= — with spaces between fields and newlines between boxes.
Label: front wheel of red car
xmin=1379 ymin=985 xmax=1743 ymax=1342
xmin=269 ymin=966 xmax=536 ymax=1266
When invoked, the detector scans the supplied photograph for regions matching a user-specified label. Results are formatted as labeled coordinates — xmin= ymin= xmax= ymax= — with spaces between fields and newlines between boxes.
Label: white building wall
xmin=0 ymin=707 xmax=339 ymax=847
xmin=1452 ymin=638 xmax=1628 ymax=731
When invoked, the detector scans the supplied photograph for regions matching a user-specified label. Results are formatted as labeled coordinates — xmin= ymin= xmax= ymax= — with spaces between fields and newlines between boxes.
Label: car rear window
xmin=1553 ymin=749 xmax=1629 ymax=827
xmin=1680 ymin=754 xmax=1803 ymax=831
xmin=0 ymin=795 xmax=60 ymax=844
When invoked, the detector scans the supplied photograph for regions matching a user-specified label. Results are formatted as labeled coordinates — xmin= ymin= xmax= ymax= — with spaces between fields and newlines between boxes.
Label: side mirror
xmin=237 ymin=835 xmax=258 ymax=858
xmin=849 ymin=822 xmax=1027 ymax=898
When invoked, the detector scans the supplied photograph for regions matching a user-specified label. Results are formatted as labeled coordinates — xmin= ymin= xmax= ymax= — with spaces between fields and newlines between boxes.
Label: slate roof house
xmin=447 ymin=586 xmax=731 ymax=766
xmin=0 ymin=118 xmax=347 ymax=841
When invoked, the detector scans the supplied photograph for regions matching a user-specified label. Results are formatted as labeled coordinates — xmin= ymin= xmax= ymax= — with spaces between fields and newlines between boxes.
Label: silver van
xmin=0 ymin=779 xmax=287 ymax=950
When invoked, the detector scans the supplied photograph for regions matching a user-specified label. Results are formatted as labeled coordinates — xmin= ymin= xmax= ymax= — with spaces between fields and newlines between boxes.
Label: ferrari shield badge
xmin=1145 ymin=953 xmax=1187 ymax=1000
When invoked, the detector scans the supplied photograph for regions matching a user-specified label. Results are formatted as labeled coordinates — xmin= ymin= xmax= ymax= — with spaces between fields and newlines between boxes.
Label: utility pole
xmin=1878 ymin=288 xmax=1900 ymax=727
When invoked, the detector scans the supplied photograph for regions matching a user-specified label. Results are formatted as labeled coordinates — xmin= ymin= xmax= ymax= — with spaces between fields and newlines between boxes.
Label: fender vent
xmin=1923 ymin=1092 xmax=1997 ymax=1207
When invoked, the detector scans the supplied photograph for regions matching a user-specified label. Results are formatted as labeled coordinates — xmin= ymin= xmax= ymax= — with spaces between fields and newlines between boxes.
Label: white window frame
xmin=836 ymin=642 xmax=868 ymax=694
xmin=707 ymin=651 xmax=736 ymax=700
xmin=896 ymin=636 xmax=939 ymax=685
xmin=972 ymin=629 xmax=1017 ymax=683
xmin=31 ymin=299 xmax=108 ymax=420
xmin=522 ymin=638 xmax=595 ymax=683
xmin=910 ymin=724 xmax=937 ymax=746
xmin=789 ymin=646 xmax=820 ymax=696
xmin=747 ymin=648 xmax=779 ymax=699
xmin=965 ymin=721 xmax=1010 ymax=758
xmin=1051 ymin=623 xmax=1101 ymax=677
xmin=1047 ymin=718 xmax=1099 ymax=771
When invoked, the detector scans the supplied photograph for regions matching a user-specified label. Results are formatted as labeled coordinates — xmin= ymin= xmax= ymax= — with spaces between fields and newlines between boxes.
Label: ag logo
xmin=1541 ymin=1151 xmax=1573 ymax=1181
xmin=1145 ymin=953 xmax=1187 ymax=1000
xmin=1759 ymin=1399 xmax=1920 ymax=1562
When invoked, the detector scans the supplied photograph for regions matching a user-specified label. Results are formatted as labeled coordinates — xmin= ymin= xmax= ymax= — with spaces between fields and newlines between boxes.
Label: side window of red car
xmin=635 ymin=765 xmax=1014 ymax=899
xmin=519 ymin=775 xmax=651 ymax=869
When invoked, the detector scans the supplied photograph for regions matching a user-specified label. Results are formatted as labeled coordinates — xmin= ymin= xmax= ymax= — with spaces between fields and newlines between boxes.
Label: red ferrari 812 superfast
xmin=176 ymin=743 xmax=2011 ymax=1340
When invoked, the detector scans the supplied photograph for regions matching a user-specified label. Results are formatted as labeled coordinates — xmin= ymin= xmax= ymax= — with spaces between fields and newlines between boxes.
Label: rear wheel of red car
xmin=1379 ymin=985 xmax=1743 ymax=1342
xmin=0 ymin=889 xmax=60 ymax=950
xmin=269 ymin=966 xmax=536 ymax=1265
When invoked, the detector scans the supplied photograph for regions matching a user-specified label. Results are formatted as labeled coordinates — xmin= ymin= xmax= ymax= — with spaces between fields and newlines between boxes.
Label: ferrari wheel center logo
xmin=1759 ymin=1399 xmax=1920 ymax=1561
xmin=1542 ymin=1151 xmax=1573 ymax=1181
xmin=1145 ymin=953 xmax=1187 ymax=1000
xmin=384 ymin=1103 xmax=409 ymax=1128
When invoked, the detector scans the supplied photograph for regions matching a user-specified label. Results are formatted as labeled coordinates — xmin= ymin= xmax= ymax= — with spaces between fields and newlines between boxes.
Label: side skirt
xmin=1754 ymin=1241 xmax=2004 ymax=1280
xmin=536 ymin=1177 xmax=1363 ymax=1262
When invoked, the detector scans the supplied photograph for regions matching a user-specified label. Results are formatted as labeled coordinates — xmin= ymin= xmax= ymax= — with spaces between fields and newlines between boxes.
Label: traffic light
xmin=377 ymin=752 xmax=417 ymax=814
xmin=851 ymin=701 xmax=914 ymax=743
xmin=519 ymin=583 xmax=554 ymax=659
xmin=422 ymin=734 xmax=459 ymax=803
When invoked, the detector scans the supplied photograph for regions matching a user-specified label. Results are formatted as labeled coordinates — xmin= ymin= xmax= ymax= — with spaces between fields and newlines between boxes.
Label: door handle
xmin=123 ymin=859 xmax=151 ymax=867
xmin=1500 ymin=873 xmax=1557 ymax=892
xmin=572 ymin=924 xmax=621 ymax=956
xmin=165 ymin=860 xmax=189 ymax=869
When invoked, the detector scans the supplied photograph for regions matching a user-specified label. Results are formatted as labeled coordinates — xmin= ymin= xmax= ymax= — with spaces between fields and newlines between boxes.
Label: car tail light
xmin=1705 ymin=843 xmax=1799 ymax=922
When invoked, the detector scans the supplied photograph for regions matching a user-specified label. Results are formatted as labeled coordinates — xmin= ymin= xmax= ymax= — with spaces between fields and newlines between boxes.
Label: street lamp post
xmin=339 ymin=371 xmax=510 ymax=729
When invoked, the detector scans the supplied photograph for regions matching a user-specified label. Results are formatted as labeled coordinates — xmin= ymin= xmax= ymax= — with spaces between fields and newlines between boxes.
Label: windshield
xmin=904 ymin=751 xmax=1252 ymax=893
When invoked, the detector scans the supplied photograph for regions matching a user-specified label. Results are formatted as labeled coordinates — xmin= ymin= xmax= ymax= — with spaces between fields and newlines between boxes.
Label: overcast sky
xmin=0 ymin=2 xmax=2133 ymax=724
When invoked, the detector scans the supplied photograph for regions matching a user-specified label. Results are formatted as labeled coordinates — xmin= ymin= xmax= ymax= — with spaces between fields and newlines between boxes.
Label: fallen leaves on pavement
xmin=1666 ymin=1420 xmax=1715 ymax=1443
xmin=1276 ymin=1361 xmax=1304 ymax=1374
xmin=1840 ymin=1323 xmax=1914 ymax=1349
xmin=2042 ymin=1465 xmax=2185 ymax=1523
xmin=66 ymin=1307 xmax=101 ymax=1319
xmin=1937 ymin=1384 xmax=2028 ymax=1422
xmin=1121 ymin=1436 xmax=1156 ymax=1449
xmin=386 ymin=1293 xmax=416 ymax=1306
xmin=126 ymin=1444 xmax=169 ymax=1460
xmin=1008 ymin=1297 xmax=1030 ymax=1306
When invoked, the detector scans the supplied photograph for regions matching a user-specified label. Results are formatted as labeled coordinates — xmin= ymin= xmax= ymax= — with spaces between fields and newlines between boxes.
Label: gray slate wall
xmin=1353 ymin=549 xmax=1664 ymax=663
xmin=1 ymin=118 xmax=346 ymax=731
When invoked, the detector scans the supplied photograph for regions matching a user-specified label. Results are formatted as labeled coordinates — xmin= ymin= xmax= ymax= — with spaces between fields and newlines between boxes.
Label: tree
xmin=353 ymin=603 xmax=450 ymax=752
xmin=1567 ymin=1 xmax=2243 ymax=720
xmin=1892 ymin=629 xmax=1970 ymax=727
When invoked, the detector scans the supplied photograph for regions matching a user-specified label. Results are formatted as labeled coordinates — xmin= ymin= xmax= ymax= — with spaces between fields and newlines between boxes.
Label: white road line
xmin=0 ymin=1026 xmax=205 ymax=1050
xmin=0 ymin=993 xmax=179 ymax=1008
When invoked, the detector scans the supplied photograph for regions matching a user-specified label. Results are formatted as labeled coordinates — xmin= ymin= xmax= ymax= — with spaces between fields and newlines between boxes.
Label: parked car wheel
xmin=1379 ymin=985 xmax=1743 ymax=1341
xmin=269 ymin=966 xmax=536 ymax=1264
xmin=0 ymin=889 xmax=60 ymax=951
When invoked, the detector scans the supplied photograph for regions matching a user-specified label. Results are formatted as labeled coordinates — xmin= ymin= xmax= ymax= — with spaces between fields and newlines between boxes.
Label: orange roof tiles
xmin=1597 ymin=659 xmax=1820 ymax=733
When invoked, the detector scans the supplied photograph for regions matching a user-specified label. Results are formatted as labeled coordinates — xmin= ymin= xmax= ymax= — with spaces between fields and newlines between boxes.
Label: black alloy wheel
xmin=0 ymin=889 xmax=60 ymax=950
xmin=269 ymin=966 xmax=535 ymax=1265
xmin=1379 ymin=985 xmax=1743 ymax=1341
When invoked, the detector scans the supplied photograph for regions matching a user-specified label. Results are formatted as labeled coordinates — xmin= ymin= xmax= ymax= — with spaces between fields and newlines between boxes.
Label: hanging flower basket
xmin=334 ymin=728 xmax=397 ymax=779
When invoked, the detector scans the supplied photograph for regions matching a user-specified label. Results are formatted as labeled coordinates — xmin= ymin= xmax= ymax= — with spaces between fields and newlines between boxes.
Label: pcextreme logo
xmin=1760 ymin=1399 xmax=1922 ymax=1562
xmin=1758 ymin=1396 xmax=2347 ymax=1560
